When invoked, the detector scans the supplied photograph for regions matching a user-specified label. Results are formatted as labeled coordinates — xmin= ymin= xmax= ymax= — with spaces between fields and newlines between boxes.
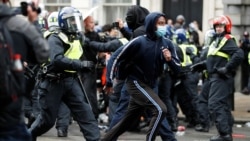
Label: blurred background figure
xmin=174 ymin=14 xmax=185 ymax=30
xmin=239 ymin=31 xmax=250 ymax=94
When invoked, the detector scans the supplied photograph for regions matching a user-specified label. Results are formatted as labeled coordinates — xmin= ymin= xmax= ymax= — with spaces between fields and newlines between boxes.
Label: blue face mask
xmin=155 ymin=25 xmax=167 ymax=37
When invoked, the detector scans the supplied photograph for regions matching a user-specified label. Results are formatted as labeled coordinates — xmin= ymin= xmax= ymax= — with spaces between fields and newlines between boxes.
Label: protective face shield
xmin=47 ymin=11 xmax=59 ymax=27
xmin=213 ymin=15 xmax=232 ymax=34
xmin=65 ymin=15 xmax=83 ymax=33
xmin=204 ymin=29 xmax=215 ymax=46
xmin=58 ymin=7 xmax=84 ymax=34
xmin=38 ymin=16 xmax=48 ymax=30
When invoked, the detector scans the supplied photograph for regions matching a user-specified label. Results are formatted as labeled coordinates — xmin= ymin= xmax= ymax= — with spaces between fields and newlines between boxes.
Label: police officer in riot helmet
xmin=192 ymin=15 xmax=244 ymax=141
xmin=28 ymin=7 xmax=100 ymax=141
xmin=43 ymin=11 xmax=72 ymax=137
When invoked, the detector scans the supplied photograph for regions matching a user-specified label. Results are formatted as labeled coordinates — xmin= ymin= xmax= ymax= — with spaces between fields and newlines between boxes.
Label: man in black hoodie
xmin=105 ymin=6 xmax=178 ymax=141
xmin=0 ymin=1 xmax=49 ymax=141
xmin=102 ymin=12 xmax=180 ymax=141
xmin=117 ymin=5 xmax=149 ymax=40
xmin=107 ymin=5 xmax=150 ymax=131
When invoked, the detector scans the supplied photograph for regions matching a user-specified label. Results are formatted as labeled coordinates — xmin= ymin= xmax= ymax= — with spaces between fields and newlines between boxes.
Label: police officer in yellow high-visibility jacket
xmin=192 ymin=15 xmax=244 ymax=141
xmin=172 ymin=31 xmax=200 ymax=128
xmin=29 ymin=7 xmax=100 ymax=141
xmin=43 ymin=11 xmax=72 ymax=138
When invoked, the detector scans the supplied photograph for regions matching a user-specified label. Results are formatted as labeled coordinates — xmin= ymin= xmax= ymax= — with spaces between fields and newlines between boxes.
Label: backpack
xmin=0 ymin=16 xmax=24 ymax=107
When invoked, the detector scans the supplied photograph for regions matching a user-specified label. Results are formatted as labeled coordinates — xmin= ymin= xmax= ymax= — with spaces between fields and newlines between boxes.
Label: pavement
xmin=36 ymin=92 xmax=250 ymax=141
xmin=176 ymin=92 xmax=250 ymax=124
xmin=228 ymin=92 xmax=250 ymax=123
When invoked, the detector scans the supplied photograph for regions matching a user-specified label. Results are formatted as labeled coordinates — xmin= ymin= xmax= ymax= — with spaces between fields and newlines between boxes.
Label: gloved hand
xmin=186 ymin=47 xmax=194 ymax=55
xmin=190 ymin=61 xmax=206 ymax=72
xmin=80 ymin=61 xmax=95 ymax=69
xmin=216 ymin=67 xmax=228 ymax=74
xmin=186 ymin=47 xmax=198 ymax=61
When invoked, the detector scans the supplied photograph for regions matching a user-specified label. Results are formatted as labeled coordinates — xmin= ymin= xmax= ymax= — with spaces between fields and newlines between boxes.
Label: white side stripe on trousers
xmin=133 ymin=80 xmax=163 ymax=141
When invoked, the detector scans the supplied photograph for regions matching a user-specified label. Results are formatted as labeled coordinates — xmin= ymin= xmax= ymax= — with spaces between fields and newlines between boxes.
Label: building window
xmin=45 ymin=6 xmax=64 ymax=12
xmin=45 ymin=0 xmax=57 ymax=3
xmin=104 ymin=6 xmax=130 ymax=24
xmin=103 ymin=0 xmax=132 ymax=25
xmin=44 ymin=0 xmax=70 ymax=3
xmin=105 ymin=0 xmax=132 ymax=3
xmin=59 ymin=0 xmax=71 ymax=2
xmin=43 ymin=0 xmax=71 ymax=13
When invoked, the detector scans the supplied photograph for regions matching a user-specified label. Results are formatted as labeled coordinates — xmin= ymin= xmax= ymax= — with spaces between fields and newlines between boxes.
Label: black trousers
xmin=241 ymin=59 xmax=249 ymax=89
xmin=198 ymin=75 xmax=234 ymax=135
xmin=172 ymin=72 xmax=199 ymax=124
xmin=102 ymin=79 xmax=172 ymax=141
xmin=55 ymin=102 xmax=70 ymax=130
xmin=158 ymin=73 xmax=176 ymax=120
xmin=29 ymin=76 xmax=100 ymax=141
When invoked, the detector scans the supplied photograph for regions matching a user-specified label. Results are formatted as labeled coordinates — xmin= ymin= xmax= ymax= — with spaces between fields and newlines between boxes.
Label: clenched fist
xmin=162 ymin=48 xmax=172 ymax=61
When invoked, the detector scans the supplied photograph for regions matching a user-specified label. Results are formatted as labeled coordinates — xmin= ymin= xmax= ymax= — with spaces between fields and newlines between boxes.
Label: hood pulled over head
xmin=125 ymin=5 xmax=149 ymax=31
xmin=144 ymin=12 xmax=166 ymax=39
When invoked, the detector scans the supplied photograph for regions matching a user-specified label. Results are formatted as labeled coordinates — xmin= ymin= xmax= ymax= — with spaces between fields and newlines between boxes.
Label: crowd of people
xmin=1 ymin=0 xmax=249 ymax=141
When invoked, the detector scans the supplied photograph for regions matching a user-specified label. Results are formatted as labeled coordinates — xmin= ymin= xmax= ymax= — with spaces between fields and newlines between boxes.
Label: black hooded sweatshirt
xmin=120 ymin=5 xmax=149 ymax=40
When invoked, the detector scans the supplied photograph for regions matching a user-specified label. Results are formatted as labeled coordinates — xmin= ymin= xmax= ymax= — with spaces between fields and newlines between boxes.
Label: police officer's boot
xmin=195 ymin=124 xmax=209 ymax=132
xmin=57 ymin=128 xmax=68 ymax=137
xmin=29 ymin=114 xmax=53 ymax=140
xmin=210 ymin=134 xmax=232 ymax=141
xmin=168 ymin=117 xmax=178 ymax=132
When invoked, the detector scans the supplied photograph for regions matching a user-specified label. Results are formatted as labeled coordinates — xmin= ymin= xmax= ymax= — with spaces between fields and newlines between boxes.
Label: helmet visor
xmin=65 ymin=14 xmax=84 ymax=33
xmin=48 ymin=16 xmax=58 ymax=27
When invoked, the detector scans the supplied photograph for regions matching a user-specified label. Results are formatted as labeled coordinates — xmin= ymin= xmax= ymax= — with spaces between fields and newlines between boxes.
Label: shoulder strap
xmin=57 ymin=32 xmax=69 ymax=44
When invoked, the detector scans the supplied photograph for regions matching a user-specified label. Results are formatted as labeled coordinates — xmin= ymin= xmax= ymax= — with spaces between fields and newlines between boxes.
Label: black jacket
xmin=81 ymin=33 xmax=124 ymax=64
xmin=111 ymin=12 xmax=181 ymax=87
xmin=205 ymin=35 xmax=244 ymax=75
xmin=0 ymin=4 xmax=49 ymax=128
xmin=47 ymin=34 xmax=83 ymax=72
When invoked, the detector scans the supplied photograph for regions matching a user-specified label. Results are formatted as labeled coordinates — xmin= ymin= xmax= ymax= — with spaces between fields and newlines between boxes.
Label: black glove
xmin=186 ymin=47 xmax=198 ymax=60
xmin=216 ymin=67 xmax=228 ymax=74
xmin=190 ymin=61 xmax=206 ymax=72
xmin=186 ymin=47 xmax=194 ymax=55
xmin=80 ymin=61 xmax=95 ymax=69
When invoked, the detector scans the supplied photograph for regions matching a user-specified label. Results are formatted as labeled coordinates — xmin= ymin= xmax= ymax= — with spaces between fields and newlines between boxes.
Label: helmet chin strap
xmin=215 ymin=31 xmax=225 ymax=38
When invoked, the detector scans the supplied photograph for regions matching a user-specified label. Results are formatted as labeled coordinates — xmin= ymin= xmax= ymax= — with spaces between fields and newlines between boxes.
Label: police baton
xmin=77 ymin=73 xmax=92 ymax=110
